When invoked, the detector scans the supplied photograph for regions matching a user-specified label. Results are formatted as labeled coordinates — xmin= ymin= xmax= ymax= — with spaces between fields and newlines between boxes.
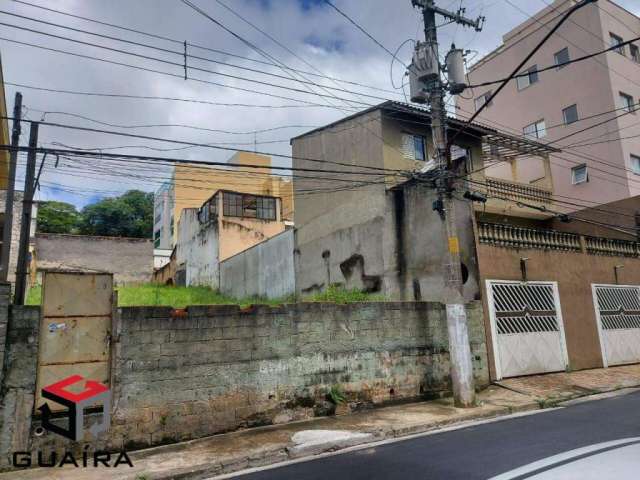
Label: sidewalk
xmin=4 ymin=364 xmax=640 ymax=480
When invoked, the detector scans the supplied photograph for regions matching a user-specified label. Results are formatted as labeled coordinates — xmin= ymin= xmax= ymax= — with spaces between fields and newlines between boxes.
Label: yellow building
xmin=0 ymin=54 xmax=10 ymax=189
xmin=153 ymin=152 xmax=293 ymax=249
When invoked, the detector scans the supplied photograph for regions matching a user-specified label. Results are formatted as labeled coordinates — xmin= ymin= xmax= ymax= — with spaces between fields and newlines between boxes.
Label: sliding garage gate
xmin=487 ymin=281 xmax=569 ymax=380
xmin=593 ymin=285 xmax=640 ymax=368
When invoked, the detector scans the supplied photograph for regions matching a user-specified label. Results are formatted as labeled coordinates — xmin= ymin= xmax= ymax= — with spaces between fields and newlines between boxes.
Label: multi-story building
xmin=291 ymin=101 xmax=640 ymax=381
xmin=457 ymin=0 xmax=640 ymax=208
xmin=291 ymin=100 xmax=557 ymax=302
xmin=174 ymin=189 xmax=288 ymax=288
xmin=153 ymin=151 xmax=293 ymax=251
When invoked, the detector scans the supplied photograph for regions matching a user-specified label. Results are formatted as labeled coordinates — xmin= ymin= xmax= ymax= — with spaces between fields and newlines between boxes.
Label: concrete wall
xmin=176 ymin=208 xmax=219 ymax=289
xmin=220 ymin=230 xmax=294 ymax=299
xmin=35 ymin=233 xmax=153 ymax=285
xmin=294 ymin=181 xmax=480 ymax=302
xmin=0 ymin=300 xmax=488 ymax=463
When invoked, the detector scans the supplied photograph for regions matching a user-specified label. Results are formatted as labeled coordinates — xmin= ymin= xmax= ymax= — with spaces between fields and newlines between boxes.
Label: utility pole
xmin=0 ymin=92 xmax=22 ymax=283
xmin=14 ymin=122 xmax=38 ymax=305
xmin=409 ymin=0 xmax=483 ymax=407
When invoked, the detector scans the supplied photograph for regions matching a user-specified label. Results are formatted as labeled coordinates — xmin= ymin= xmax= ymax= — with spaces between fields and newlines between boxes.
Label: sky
xmin=1 ymin=0 xmax=638 ymax=208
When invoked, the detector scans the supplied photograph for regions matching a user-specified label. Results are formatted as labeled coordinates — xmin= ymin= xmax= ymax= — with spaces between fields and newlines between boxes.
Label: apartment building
xmin=153 ymin=151 xmax=293 ymax=250
xmin=457 ymin=0 xmax=640 ymax=208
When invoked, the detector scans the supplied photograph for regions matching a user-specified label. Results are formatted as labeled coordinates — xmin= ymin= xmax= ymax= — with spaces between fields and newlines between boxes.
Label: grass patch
xmin=306 ymin=284 xmax=385 ymax=304
xmin=26 ymin=284 xmax=42 ymax=306
xmin=24 ymin=283 xmax=385 ymax=308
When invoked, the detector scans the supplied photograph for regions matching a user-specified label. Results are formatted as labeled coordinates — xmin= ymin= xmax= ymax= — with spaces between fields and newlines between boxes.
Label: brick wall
xmin=109 ymin=301 xmax=487 ymax=449
xmin=0 ymin=301 xmax=488 ymax=462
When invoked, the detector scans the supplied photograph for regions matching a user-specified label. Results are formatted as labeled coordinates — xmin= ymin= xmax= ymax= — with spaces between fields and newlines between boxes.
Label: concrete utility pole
xmin=0 ymin=92 xmax=22 ymax=282
xmin=14 ymin=122 xmax=38 ymax=305
xmin=410 ymin=0 xmax=483 ymax=407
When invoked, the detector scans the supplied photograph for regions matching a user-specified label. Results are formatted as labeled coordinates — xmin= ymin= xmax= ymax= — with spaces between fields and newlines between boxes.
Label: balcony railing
xmin=478 ymin=222 xmax=640 ymax=257
xmin=484 ymin=178 xmax=552 ymax=204
xmin=585 ymin=236 xmax=640 ymax=257
xmin=478 ymin=222 xmax=581 ymax=252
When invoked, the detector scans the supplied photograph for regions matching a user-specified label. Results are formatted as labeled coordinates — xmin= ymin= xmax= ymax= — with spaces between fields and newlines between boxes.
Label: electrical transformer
xmin=446 ymin=46 xmax=466 ymax=94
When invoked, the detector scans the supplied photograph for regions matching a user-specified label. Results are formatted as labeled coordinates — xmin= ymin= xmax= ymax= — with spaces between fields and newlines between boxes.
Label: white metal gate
xmin=487 ymin=281 xmax=569 ymax=379
xmin=592 ymin=284 xmax=640 ymax=367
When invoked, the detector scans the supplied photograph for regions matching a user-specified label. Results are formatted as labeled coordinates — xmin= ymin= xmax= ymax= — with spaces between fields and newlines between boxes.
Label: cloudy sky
xmin=1 ymin=0 xmax=638 ymax=208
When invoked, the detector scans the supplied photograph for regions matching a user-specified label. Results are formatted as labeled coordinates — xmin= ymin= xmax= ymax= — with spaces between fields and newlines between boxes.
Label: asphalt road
xmin=237 ymin=391 xmax=640 ymax=480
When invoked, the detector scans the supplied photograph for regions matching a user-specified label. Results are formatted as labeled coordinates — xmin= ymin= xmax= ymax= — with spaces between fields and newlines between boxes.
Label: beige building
xmin=153 ymin=152 xmax=293 ymax=249
xmin=457 ymin=0 xmax=640 ymax=208
xmin=174 ymin=189 xmax=288 ymax=288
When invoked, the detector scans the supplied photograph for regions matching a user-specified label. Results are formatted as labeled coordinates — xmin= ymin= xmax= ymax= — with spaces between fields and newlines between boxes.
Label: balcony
xmin=478 ymin=222 xmax=640 ymax=258
xmin=473 ymin=177 xmax=554 ymax=219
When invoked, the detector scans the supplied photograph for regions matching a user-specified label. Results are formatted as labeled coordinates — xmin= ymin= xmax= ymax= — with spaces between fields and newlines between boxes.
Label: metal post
xmin=0 ymin=92 xmax=22 ymax=282
xmin=14 ymin=122 xmax=38 ymax=305
xmin=422 ymin=0 xmax=476 ymax=407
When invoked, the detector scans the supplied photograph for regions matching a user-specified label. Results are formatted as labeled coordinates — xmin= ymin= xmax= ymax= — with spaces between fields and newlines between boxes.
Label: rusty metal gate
xmin=35 ymin=271 xmax=114 ymax=411
xmin=592 ymin=284 xmax=640 ymax=368
xmin=486 ymin=280 xmax=569 ymax=380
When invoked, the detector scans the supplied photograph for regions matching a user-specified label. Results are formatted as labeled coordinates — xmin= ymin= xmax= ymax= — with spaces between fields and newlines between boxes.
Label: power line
xmin=2 ymin=137 xmax=407 ymax=177
xmin=7 ymin=0 xmax=398 ymax=95
xmin=324 ymin=0 xmax=408 ymax=68
xmin=0 ymin=36 xmax=364 ymax=109
xmin=0 ymin=21 xmax=381 ymax=105
xmin=4 ymin=81 xmax=342 ymax=109
xmin=0 ymin=11 xmax=398 ymax=102
xmin=31 ymin=110 xmax=318 ymax=135
xmin=504 ymin=0 xmax=640 ymax=92
xmin=466 ymin=34 xmax=640 ymax=89
xmin=448 ymin=0 xmax=597 ymax=149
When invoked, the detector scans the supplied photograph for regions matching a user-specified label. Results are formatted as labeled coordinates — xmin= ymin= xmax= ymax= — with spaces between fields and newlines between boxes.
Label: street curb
xmin=148 ymin=401 xmax=541 ymax=480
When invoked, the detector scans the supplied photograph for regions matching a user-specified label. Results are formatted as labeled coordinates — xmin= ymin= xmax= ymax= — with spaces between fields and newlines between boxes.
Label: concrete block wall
xmin=0 ymin=301 xmax=488 ymax=462
xmin=0 ymin=306 xmax=40 ymax=468
xmin=0 ymin=283 xmax=10 ymax=385
xmin=110 ymin=301 xmax=487 ymax=449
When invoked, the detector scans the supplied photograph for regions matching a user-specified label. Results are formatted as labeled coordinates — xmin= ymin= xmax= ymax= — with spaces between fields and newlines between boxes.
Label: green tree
xmin=36 ymin=201 xmax=80 ymax=234
xmin=80 ymin=190 xmax=154 ymax=238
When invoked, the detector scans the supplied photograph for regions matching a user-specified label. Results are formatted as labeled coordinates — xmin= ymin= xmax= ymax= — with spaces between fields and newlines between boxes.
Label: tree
xmin=36 ymin=201 xmax=80 ymax=234
xmin=79 ymin=190 xmax=153 ymax=239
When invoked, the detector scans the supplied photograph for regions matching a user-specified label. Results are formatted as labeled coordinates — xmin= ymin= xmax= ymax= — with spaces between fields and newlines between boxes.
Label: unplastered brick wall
xmin=108 ymin=301 xmax=488 ymax=449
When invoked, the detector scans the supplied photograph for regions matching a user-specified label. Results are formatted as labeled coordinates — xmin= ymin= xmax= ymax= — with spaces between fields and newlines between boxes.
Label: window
xmin=413 ymin=135 xmax=426 ymax=161
xmin=571 ymin=164 xmax=588 ymax=184
xmin=631 ymin=44 xmax=640 ymax=63
xmin=610 ymin=33 xmax=625 ymax=55
xmin=223 ymin=192 xmax=243 ymax=217
xmin=256 ymin=197 xmax=276 ymax=220
xmin=631 ymin=154 xmax=640 ymax=175
xmin=619 ymin=92 xmax=635 ymax=113
xmin=474 ymin=91 xmax=492 ymax=111
xmin=223 ymin=192 xmax=277 ymax=220
xmin=154 ymin=230 xmax=161 ymax=248
xmin=516 ymin=65 xmax=539 ymax=90
xmin=554 ymin=47 xmax=570 ymax=69
xmin=562 ymin=104 xmax=579 ymax=125
xmin=523 ymin=120 xmax=547 ymax=139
